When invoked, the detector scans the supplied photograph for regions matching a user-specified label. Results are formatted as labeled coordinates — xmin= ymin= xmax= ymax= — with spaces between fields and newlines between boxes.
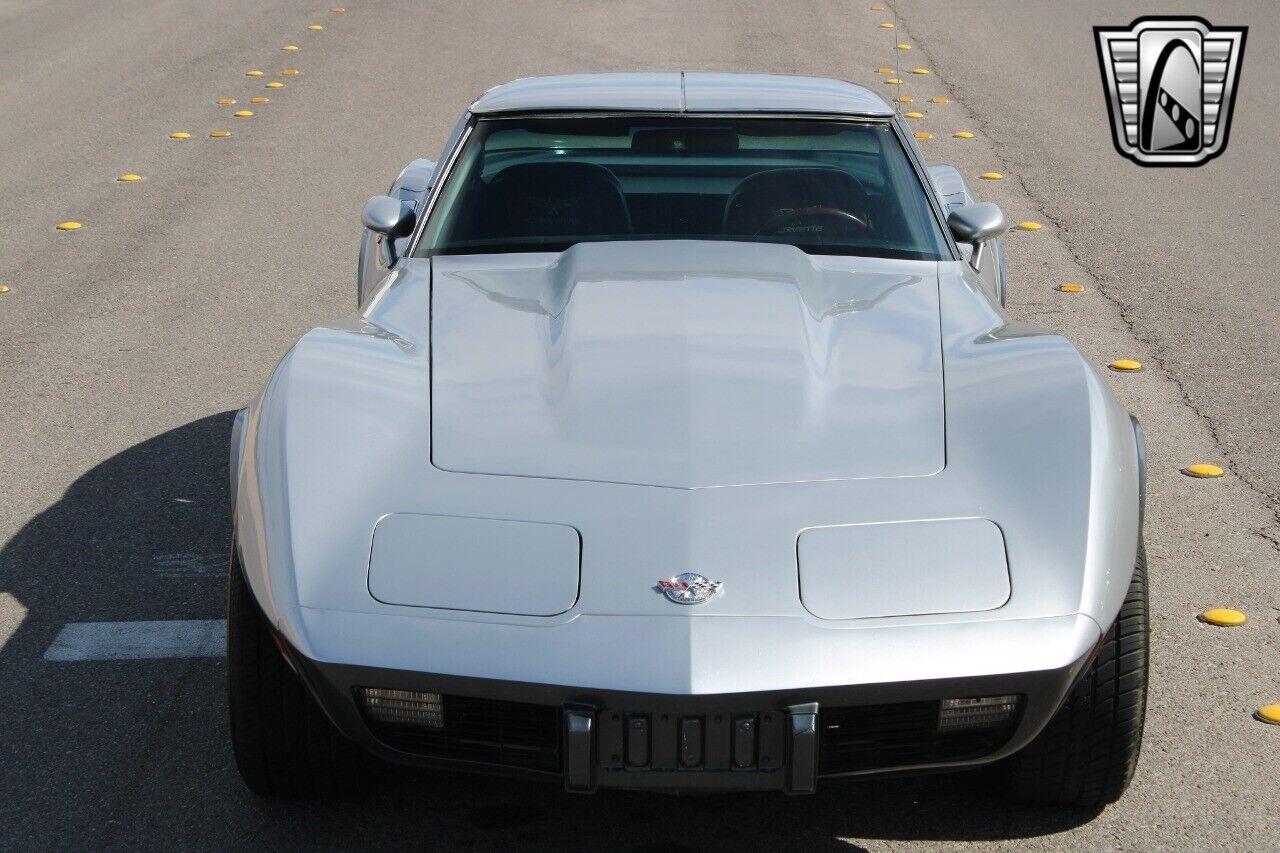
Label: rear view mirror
xmin=361 ymin=195 xmax=416 ymax=238
xmin=947 ymin=202 xmax=1006 ymax=269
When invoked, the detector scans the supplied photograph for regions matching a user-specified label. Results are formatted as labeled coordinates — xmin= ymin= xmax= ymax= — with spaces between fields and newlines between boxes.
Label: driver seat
xmin=722 ymin=167 xmax=871 ymax=237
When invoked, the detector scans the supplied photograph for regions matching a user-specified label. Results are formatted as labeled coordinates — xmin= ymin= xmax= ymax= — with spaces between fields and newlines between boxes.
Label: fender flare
xmin=1130 ymin=413 xmax=1147 ymax=532
xmin=229 ymin=407 xmax=248 ymax=512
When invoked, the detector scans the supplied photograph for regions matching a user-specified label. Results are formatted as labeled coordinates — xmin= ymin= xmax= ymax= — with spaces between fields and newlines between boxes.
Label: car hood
xmin=430 ymin=240 xmax=944 ymax=488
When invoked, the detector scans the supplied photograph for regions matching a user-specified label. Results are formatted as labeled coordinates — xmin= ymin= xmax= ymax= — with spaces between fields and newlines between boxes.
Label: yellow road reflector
xmin=953 ymin=131 xmax=975 ymax=139
xmin=885 ymin=78 xmax=903 ymax=85
xmin=0 ymin=285 xmax=9 ymax=294
xmin=897 ymin=43 xmax=912 ymax=50
xmin=250 ymin=96 xmax=270 ymax=104
xmin=1108 ymin=359 xmax=1143 ymax=372
xmin=209 ymin=130 xmax=232 ymax=138
xmin=1017 ymin=221 xmax=1043 ymax=231
xmin=216 ymin=98 xmax=236 ymax=105
xmin=170 ymin=131 xmax=192 ymax=139
xmin=1256 ymin=705 xmax=1280 ymax=725
xmin=870 ymin=4 xmax=885 ymax=10
xmin=281 ymin=68 xmax=300 ymax=76
xmin=894 ymin=96 xmax=913 ymax=103
xmin=56 ymin=221 xmax=82 ymax=231
xmin=877 ymin=67 xmax=894 ymax=74
xmin=332 ymin=5 xmax=347 ymax=11
xmin=1183 ymin=463 xmax=1224 ymax=479
xmin=1057 ymin=283 xmax=1086 ymax=293
xmin=308 ymin=24 xmax=325 ymax=31
xmin=233 ymin=110 xmax=254 ymax=117
xmin=282 ymin=44 xmax=300 ymax=51
xmin=931 ymin=96 xmax=949 ymax=104
xmin=914 ymin=132 xmax=933 ymax=140
xmin=1199 ymin=608 xmax=1247 ymax=626
xmin=912 ymin=68 xmax=930 ymax=75
xmin=980 ymin=171 xmax=1003 ymax=180
xmin=904 ymin=111 xmax=924 ymax=118
xmin=246 ymin=69 xmax=265 ymax=77
xmin=879 ymin=22 xmax=895 ymax=29
xmin=117 ymin=174 xmax=143 ymax=182
xmin=265 ymin=81 xmax=285 ymax=88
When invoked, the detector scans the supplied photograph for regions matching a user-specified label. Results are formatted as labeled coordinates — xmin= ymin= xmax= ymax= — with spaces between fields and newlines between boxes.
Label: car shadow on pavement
xmin=0 ymin=414 xmax=1099 ymax=848
xmin=0 ymin=412 xmax=240 ymax=844
xmin=241 ymin=765 xmax=1100 ymax=850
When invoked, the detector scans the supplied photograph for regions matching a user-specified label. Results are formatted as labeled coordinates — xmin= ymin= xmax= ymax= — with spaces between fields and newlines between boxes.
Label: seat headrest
xmin=483 ymin=162 xmax=632 ymax=239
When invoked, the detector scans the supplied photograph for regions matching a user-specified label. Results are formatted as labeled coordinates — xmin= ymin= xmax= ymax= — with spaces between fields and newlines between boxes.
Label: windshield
xmin=416 ymin=115 xmax=950 ymax=260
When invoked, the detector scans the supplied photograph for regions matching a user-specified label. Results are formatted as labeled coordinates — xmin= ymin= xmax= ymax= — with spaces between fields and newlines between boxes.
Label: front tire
xmin=227 ymin=548 xmax=374 ymax=797
xmin=995 ymin=544 xmax=1149 ymax=807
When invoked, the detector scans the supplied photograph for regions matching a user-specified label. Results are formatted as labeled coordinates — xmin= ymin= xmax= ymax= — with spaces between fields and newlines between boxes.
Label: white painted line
xmin=44 ymin=620 xmax=226 ymax=661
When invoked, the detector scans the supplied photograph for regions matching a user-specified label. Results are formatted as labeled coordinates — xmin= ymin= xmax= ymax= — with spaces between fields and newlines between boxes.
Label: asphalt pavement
xmin=0 ymin=1 xmax=1276 ymax=850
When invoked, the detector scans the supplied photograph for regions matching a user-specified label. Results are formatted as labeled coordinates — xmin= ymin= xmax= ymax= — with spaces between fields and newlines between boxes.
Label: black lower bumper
xmin=288 ymin=649 xmax=1089 ymax=794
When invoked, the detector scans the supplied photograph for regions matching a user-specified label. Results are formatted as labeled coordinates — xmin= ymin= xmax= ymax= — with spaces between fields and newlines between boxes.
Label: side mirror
xmin=361 ymin=195 xmax=416 ymax=238
xmin=947 ymin=202 xmax=1005 ymax=269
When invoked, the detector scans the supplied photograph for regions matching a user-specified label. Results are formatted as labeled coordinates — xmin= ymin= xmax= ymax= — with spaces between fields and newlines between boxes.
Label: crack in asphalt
xmin=887 ymin=1 xmax=1280 ymax=552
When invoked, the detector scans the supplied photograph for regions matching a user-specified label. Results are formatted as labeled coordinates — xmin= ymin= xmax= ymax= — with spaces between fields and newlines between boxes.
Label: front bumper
xmin=288 ymin=646 xmax=1094 ymax=794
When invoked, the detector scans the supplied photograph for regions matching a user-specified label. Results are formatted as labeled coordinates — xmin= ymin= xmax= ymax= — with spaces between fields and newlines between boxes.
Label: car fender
xmin=235 ymin=262 xmax=431 ymax=654
xmin=939 ymin=268 xmax=1140 ymax=631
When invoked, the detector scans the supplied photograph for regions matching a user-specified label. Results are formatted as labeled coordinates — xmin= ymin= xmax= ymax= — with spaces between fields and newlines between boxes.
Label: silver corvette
xmin=228 ymin=73 xmax=1148 ymax=805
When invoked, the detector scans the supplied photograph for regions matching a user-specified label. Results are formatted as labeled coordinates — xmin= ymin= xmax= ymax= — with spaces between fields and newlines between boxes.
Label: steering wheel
xmin=754 ymin=205 xmax=870 ymax=237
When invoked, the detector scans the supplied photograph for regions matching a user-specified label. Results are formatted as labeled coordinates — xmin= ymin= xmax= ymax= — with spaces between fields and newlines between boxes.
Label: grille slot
xmin=360 ymin=692 xmax=561 ymax=772
xmin=819 ymin=700 xmax=1018 ymax=775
